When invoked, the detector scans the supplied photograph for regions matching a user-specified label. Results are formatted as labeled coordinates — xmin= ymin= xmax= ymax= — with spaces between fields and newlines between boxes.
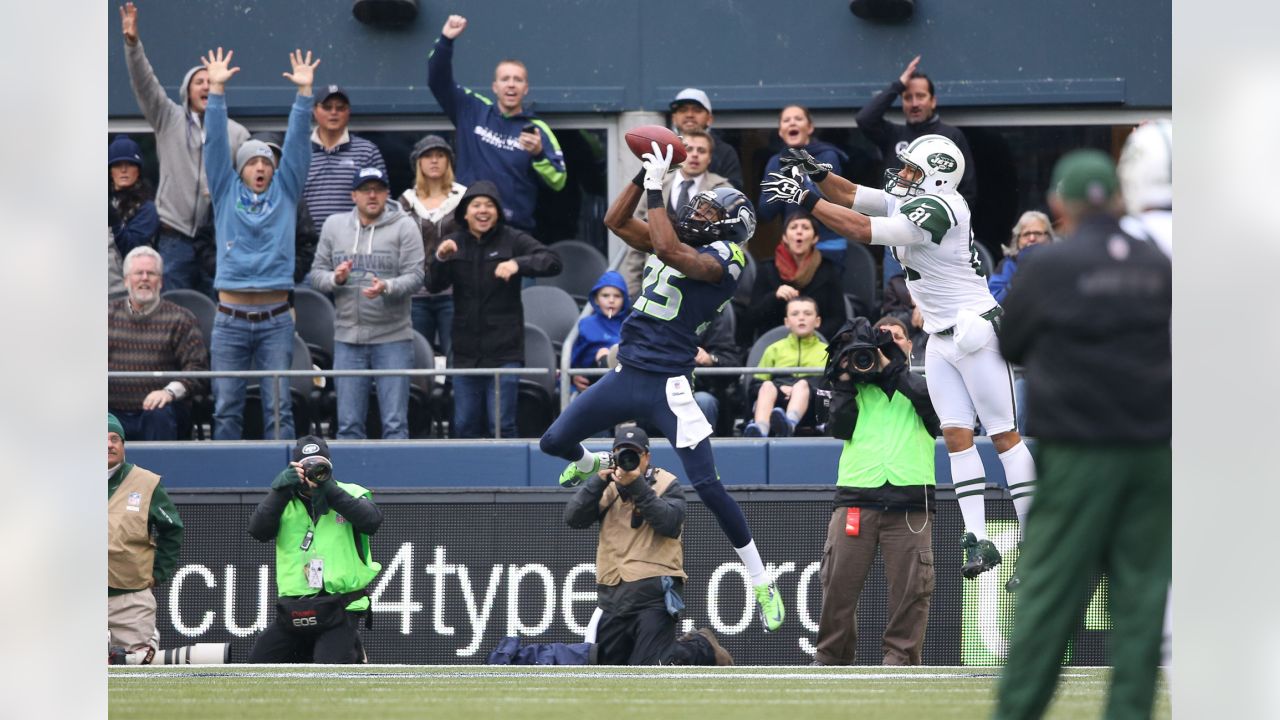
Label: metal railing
xmin=109 ymin=363 xmax=935 ymax=440
xmin=108 ymin=367 xmax=550 ymax=440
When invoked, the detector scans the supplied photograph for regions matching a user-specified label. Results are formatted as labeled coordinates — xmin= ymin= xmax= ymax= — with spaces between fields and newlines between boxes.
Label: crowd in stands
xmin=108 ymin=7 xmax=1048 ymax=442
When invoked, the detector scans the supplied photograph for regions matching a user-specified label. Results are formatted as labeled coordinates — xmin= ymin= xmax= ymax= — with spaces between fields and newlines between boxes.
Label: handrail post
xmin=492 ymin=369 xmax=502 ymax=439
xmin=272 ymin=371 xmax=282 ymax=440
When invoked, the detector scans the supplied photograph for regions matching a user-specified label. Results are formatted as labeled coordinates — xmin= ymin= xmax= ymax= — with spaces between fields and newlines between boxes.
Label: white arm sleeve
xmin=851 ymin=186 xmax=894 ymax=217
xmin=870 ymin=215 xmax=931 ymax=247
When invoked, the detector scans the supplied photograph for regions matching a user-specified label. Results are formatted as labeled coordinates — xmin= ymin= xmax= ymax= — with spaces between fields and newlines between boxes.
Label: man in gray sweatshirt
xmin=311 ymin=168 xmax=426 ymax=439
xmin=120 ymin=2 xmax=249 ymax=296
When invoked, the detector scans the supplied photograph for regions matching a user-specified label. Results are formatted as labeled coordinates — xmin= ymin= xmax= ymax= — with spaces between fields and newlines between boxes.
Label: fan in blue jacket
xmin=757 ymin=106 xmax=850 ymax=268
xmin=569 ymin=271 xmax=631 ymax=391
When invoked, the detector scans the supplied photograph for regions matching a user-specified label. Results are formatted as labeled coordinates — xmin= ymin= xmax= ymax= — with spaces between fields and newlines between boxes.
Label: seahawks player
xmin=762 ymin=135 xmax=1036 ymax=584
xmin=539 ymin=141 xmax=785 ymax=631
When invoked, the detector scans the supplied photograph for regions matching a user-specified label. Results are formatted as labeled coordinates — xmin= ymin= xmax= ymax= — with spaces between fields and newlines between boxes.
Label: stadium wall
xmin=127 ymin=437 xmax=1025 ymax=489
xmin=163 ymin=489 xmax=1111 ymax=665
xmin=107 ymin=0 xmax=1170 ymax=118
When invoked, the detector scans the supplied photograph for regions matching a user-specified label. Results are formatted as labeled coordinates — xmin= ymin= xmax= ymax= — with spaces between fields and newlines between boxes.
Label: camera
xmin=827 ymin=317 xmax=892 ymax=385
xmin=299 ymin=456 xmax=332 ymax=484
xmin=615 ymin=448 xmax=642 ymax=472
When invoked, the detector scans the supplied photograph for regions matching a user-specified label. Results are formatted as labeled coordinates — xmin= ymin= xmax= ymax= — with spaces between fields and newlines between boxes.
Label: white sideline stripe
xmin=110 ymin=667 xmax=1092 ymax=681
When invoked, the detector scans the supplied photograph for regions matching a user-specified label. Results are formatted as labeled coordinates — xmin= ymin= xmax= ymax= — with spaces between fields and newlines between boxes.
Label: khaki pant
xmin=108 ymin=589 xmax=159 ymax=652
xmin=815 ymin=506 xmax=934 ymax=665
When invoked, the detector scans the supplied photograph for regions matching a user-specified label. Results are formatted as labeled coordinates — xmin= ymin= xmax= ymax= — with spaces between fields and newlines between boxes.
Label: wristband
xmin=647 ymin=189 xmax=665 ymax=211
xmin=800 ymin=191 xmax=820 ymax=213
xmin=632 ymin=167 xmax=647 ymax=188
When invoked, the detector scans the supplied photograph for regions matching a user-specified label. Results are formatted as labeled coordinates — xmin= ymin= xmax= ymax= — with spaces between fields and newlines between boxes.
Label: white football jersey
xmin=860 ymin=187 xmax=997 ymax=334
xmin=1121 ymin=210 xmax=1172 ymax=259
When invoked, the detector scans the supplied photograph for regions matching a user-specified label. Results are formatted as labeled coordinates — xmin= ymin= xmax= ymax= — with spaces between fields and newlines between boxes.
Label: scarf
xmin=774 ymin=243 xmax=822 ymax=288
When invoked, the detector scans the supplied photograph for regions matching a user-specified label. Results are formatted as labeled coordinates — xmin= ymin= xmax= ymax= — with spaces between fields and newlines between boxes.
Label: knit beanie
xmin=236 ymin=140 xmax=276 ymax=174
xmin=108 ymin=413 xmax=126 ymax=442
xmin=108 ymin=135 xmax=143 ymax=168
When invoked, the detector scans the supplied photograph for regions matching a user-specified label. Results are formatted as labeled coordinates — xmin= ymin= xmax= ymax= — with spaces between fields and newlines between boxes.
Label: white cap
xmin=670 ymin=88 xmax=712 ymax=113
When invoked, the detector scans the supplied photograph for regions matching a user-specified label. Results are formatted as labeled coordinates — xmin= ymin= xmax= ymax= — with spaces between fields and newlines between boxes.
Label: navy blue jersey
xmin=616 ymin=241 xmax=746 ymax=374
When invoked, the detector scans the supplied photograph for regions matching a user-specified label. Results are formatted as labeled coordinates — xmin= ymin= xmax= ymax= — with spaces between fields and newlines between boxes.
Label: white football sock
xmin=735 ymin=540 xmax=770 ymax=586
xmin=950 ymin=445 xmax=988 ymax=541
xmin=999 ymin=440 xmax=1036 ymax=532
xmin=573 ymin=445 xmax=595 ymax=472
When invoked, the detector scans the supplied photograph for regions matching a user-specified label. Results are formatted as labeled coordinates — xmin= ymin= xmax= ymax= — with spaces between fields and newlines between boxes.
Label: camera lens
xmin=301 ymin=457 xmax=332 ymax=484
xmin=851 ymin=348 xmax=877 ymax=373
xmin=615 ymin=448 xmax=641 ymax=472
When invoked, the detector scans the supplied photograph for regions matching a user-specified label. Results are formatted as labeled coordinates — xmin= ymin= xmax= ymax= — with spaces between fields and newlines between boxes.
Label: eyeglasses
xmin=1018 ymin=230 xmax=1049 ymax=239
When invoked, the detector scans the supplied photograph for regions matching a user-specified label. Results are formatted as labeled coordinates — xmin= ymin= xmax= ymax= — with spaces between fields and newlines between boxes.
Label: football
xmin=624 ymin=125 xmax=687 ymax=165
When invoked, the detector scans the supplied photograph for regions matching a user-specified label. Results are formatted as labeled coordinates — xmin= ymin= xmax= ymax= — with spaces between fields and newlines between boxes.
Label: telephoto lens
xmin=850 ymin=347 xmax=878 ymax=373
xmin=615 ymin=448 xmax=641 ymax=472
xmin=301 ymin=456 xmax=332 ymax=484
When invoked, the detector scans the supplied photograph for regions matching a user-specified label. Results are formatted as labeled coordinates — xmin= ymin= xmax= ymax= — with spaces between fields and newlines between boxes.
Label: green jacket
xmin=248 ymin=473 xmax=383 ymax=612
xmin=834 ymin=381 xmax=936 ymax=512
xmin=108 ymin=462 xmax=184 ymax=596
xmin=754 ymin=333 xmax=828 ymax=382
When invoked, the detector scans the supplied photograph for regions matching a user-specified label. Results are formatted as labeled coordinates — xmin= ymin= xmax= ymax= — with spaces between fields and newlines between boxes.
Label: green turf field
xmin=108 ymin=665 xmax=1171 ymax=719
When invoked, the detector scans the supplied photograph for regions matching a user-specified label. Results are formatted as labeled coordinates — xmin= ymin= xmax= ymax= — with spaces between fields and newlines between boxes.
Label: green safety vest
xmin=837 ymin=384 xmax=935 ymax=488
xmin=276 ymin=481 xmax=382 ymax=611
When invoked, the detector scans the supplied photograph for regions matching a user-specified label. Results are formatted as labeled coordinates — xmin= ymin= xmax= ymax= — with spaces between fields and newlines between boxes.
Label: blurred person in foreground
xmin=993 ymin=151 xmax=1171 ymax=720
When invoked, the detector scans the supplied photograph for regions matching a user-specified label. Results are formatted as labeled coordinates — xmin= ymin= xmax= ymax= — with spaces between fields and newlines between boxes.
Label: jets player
xmin=762 ymin=135 xmax=1036 ymax=584
xmin=539 ymin=141 xmax=785 ymax=631
xmin=1118 ymin=119 xmax=1172 ymax=259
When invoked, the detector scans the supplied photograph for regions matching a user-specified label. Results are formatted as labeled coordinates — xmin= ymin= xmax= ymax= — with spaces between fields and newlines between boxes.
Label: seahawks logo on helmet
xmin=927 ymin=153 xmax=957 ymax=172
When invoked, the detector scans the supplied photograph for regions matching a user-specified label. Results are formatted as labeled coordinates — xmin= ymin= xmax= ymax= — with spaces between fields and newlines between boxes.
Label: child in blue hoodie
xmin=569 ymin=271 xmax=631 ymax=392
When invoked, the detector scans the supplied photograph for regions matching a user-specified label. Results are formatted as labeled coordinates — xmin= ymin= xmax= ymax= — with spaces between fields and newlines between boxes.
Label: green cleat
xmin=961 ymin=532 xmax=1002 ymax=579
xmin=558 ymin=452 xmax=611 ymax=488
xmin=1005 ymin=542 xmax=1023 ymax=592
xmin=753 ymin=582 xmax=786 ymax=632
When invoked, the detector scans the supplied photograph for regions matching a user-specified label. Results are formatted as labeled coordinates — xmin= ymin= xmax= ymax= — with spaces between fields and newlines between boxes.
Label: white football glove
xmin=641 ymin=141 xmax=674 ymax=191
xmin=761 ymin=171 xmax=809 ymax=206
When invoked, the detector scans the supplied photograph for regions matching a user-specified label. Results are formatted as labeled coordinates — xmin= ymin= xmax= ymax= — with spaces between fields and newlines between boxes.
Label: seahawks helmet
xmin=884 ymin=134 xmax=965 ymax=198
xmin=676 ymin=187 xmax=757 ymax=247
xmin=1117 ymin=119 xmax=1172 ymax=215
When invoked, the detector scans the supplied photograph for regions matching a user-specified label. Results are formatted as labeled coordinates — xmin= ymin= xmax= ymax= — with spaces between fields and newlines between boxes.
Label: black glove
xmin=761 ymin=172 xmax=819 ymax=212
xmin=779 ymin=147 xmax=832 ymax=182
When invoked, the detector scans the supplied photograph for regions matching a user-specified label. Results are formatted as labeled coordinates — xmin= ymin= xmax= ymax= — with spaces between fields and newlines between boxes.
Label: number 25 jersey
xmin=615 ymin=240 xmax=745 ymax=374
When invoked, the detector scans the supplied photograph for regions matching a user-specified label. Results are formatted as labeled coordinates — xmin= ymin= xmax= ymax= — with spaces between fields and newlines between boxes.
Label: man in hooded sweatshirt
xmin=569 ymin=271 xmax=632 ymax=392
xmin=428 ymin=181 xmax=562 ymax=438
xmin=120 ymin=3 xmax=250 ymax=296
xmin=203 ymin=47 xmax=319 ymax=440
xmin=310 ymin=168 xmax=425 ymax=439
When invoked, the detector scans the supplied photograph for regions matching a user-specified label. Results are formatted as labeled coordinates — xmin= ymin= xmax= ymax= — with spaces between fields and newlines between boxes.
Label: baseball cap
xmin=1050 ymin=149 xmax=1118 ymax=206
xmin=292 ymin=435 xmax=331 ymax=463
xmin=352 ymin=166 xmax=390 ymax=190
xmin=612 ymin=426 xmax=650 ymax=453
xmin=318 ymin=84 xmax=351 ymax=105
xmin=670 ymin=88 xmax=712 ymax=114
xmin=410 ymin=134 xmax=455 ymax=167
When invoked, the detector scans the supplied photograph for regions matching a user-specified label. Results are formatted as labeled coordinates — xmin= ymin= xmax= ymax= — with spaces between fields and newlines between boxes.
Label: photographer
xmin=562 ymin=427 xmax=732 ymax=666
xmin=246 ymin=436 xmax=383 ymax=663
xmin=812 ymin=318 xmax=940 ymax=666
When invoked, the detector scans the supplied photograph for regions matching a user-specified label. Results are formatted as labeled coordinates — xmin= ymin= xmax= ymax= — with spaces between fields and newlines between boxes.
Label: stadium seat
xmin=535 ymin=240 xmax=608 ymax=305
xmin=521 ymin=285 xmax=580 ymax=353
xmin=293 ymin=286 xmax=335 ymax=370
xmin=842 ymin=243 xmax=878 ymax=322
xmin=162 ymin=288 xmax=216 ymax=350
xmin=518 ymin=324 xmax=558 ymax=438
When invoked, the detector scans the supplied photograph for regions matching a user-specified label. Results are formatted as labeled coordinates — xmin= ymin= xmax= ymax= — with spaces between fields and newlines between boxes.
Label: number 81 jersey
xmin=615 ymin=240 xmax=745 ymax=374
xmin=882 ymin=192 xmax=997 ymax=335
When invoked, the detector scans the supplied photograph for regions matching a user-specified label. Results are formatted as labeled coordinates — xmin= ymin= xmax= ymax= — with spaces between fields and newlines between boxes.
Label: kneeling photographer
xmin=247 ymin=437 xmax=383 ymax=663
xmin=813 ymin=317 xmax=940 ymax=666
